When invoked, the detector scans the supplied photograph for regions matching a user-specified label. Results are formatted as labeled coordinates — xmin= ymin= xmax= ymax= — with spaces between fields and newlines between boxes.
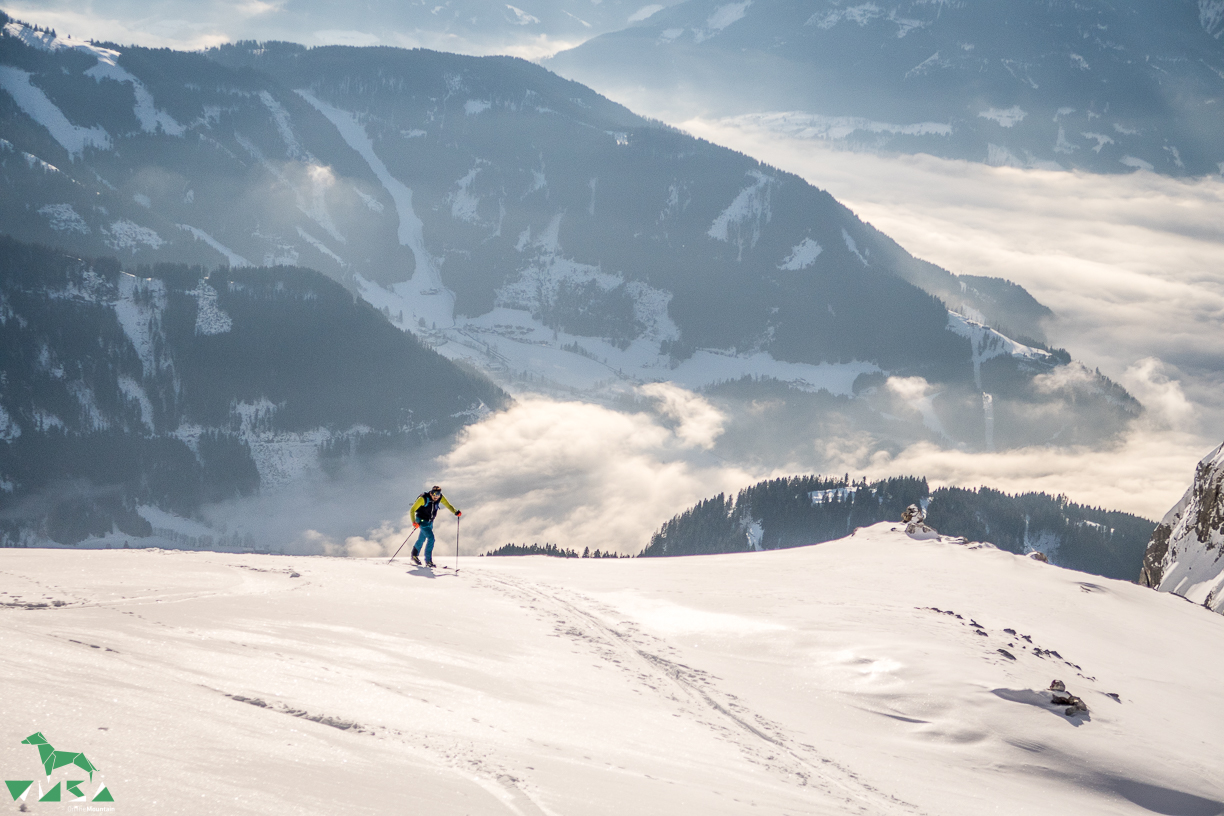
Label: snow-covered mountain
xmin=548 ymin=0 xmax=1224 ymax=176
xmin=0 ymin=15 xmax=1140 ymax=455
xmin=643 ymin=474 xmax=1156 ymax=580
xmin=3 ymin=525 xmax=1222 ymax=814
xmin=1140 ymin=441 xmax=1224 ymax=614
xmin=0 ymin=237 xmax=506 ymax=547
xmin=8 ymin=0 xmax=687 ymax=58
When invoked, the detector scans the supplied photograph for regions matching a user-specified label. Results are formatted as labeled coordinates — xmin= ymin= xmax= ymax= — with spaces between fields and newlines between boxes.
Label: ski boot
xmin=426 ymin=560 xmax=437 ymax=568
xmin=411 ymin=553 xmax=422 ymax=566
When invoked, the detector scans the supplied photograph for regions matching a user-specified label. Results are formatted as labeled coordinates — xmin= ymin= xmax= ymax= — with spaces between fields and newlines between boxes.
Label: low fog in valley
xmin=213 ymin=137 xmax=1224 ymax=556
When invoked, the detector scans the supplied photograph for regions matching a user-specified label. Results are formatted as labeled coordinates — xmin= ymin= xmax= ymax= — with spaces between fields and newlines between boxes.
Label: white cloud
xmin=424 ymin=395 xmax=753 ymax=555
xmin=638 ymin=382 xmax=726 ymax=449
xmin=236 ymin=0 xmax=286 ymax=17
xmin=820 ymin=426 xmax=1212 ymax=522
xmin=1120 ymin=357 xmax=1196 ymax=430
xmin=229 ymin=394 xmax=757 ymax=558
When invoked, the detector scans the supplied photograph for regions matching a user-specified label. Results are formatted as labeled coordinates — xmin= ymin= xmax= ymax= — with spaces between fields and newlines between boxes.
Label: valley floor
xmin=1 ymin=525 xmax=1222 ymax=815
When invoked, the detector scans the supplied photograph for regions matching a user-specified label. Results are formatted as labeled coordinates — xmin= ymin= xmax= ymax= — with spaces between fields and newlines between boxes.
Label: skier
xmin=410 ymin=485 xmax=462 ymax=567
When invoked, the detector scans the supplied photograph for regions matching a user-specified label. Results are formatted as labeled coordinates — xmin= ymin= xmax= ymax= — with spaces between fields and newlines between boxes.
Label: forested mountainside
xmin=0 ymin=237 xmax=506 ymax=546
xmin=550 ymin=0 xmax=1224 ymax=176
xmin=642 ymin=475 xmax=1155 ymax=581
xmin=0 ymin=16 xmax=1141 ymax=452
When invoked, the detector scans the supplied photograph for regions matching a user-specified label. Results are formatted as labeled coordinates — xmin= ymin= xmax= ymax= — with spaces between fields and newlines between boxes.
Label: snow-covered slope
xmin=1141 ymin=441 xmax=1224 ymax=614
xmin=3 ymin=523 xmax=1222 ymax=814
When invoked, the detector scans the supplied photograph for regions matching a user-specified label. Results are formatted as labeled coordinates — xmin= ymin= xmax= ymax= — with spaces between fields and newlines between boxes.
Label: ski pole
xmin=388 ymin=528 xmax=417 ymax=564
xmin=455 ymin=514 xmax=460 ymax=570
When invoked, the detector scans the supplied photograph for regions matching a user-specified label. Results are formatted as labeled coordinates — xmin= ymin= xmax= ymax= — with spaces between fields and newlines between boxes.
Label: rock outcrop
xmin=1140 ymin=442 xmax=1224 ymax=614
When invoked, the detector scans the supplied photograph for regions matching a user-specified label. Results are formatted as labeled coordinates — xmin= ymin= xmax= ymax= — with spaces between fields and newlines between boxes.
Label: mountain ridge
xmin=0 ymin=14 xmax=1141 ymax=458
xmin=548 ymin=0 xmax=1224 ymax=176
xmin=0 ymin=235 xmax=507 ymax=547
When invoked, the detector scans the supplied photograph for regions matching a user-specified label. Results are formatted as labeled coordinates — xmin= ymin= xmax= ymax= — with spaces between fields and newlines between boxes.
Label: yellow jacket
xmin=411 ymin=492 xmax=459 ymax=524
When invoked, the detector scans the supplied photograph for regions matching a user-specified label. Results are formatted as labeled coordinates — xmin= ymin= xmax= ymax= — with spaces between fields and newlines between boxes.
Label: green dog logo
xmin=5 ymin=732 xmax=113 ymax=803
xmin=21 ymin=733 xmax=98 ymax=780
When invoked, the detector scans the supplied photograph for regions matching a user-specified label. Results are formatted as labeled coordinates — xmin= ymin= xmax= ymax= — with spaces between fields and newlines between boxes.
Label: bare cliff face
xmin=1140 ymin=442 xmax=1224 ymax=614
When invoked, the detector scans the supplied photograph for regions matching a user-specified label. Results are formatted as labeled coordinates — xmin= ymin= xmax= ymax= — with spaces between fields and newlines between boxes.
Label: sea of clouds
xmin=206 ymin=123 xmax=1224 ymax=558
xmin=681 ymin=116 xmax=1224 ymax=519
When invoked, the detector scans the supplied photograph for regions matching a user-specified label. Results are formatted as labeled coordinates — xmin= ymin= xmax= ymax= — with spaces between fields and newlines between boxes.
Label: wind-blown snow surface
xmin=3 ymin=523 xmax=1222 ymax=815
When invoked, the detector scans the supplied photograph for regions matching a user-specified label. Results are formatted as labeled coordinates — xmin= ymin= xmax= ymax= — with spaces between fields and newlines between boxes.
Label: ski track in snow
xmin=475 ymin=571 xmax=924 ymax=814
xmin=5 ymin=529 xmax=1224 ymax=815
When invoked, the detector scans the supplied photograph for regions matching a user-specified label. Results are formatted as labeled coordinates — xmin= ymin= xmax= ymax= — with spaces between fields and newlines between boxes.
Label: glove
xmin=455 ymin=510 xmax=462 ymax=517
xmin=412 ymin=522 xmax=419 ymax=529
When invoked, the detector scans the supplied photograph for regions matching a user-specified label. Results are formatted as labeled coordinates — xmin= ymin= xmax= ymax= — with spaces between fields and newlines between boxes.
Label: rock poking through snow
xmin=902 ymin=503 xmax=940 ymax=539
xmin=1048 ymin=680 xmax=1089 ymax=716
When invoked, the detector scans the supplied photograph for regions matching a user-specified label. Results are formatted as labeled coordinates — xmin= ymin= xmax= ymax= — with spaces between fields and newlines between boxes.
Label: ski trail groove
xmin=477 ymin=571 xmax=926 ymax=816
xmin=213 ymin=684 xmax=552 ymax=816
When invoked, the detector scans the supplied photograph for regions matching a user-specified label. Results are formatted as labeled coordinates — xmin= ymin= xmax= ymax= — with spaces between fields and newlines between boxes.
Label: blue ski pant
xmin=413 ymin=522 xmax=436 ymax=562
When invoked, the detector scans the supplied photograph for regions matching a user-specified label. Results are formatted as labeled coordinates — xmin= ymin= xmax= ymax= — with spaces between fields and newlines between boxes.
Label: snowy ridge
xmin=722 ymin=111 xmax=953 ymax=141
xmin=946 ymin=311 xmax=1053 ymax=389
xmin=3 ymin=20 xmax=184 ymax=141
xmin=2 ymin=20 xmax=118 ymax=63
xmin=1142 ymin=441 xmax=1224 ymax=614
xmin=3 ymin=524 xmax=1222 ymax=813
xmin=1 ymin=137 xmax=68 ymax=176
